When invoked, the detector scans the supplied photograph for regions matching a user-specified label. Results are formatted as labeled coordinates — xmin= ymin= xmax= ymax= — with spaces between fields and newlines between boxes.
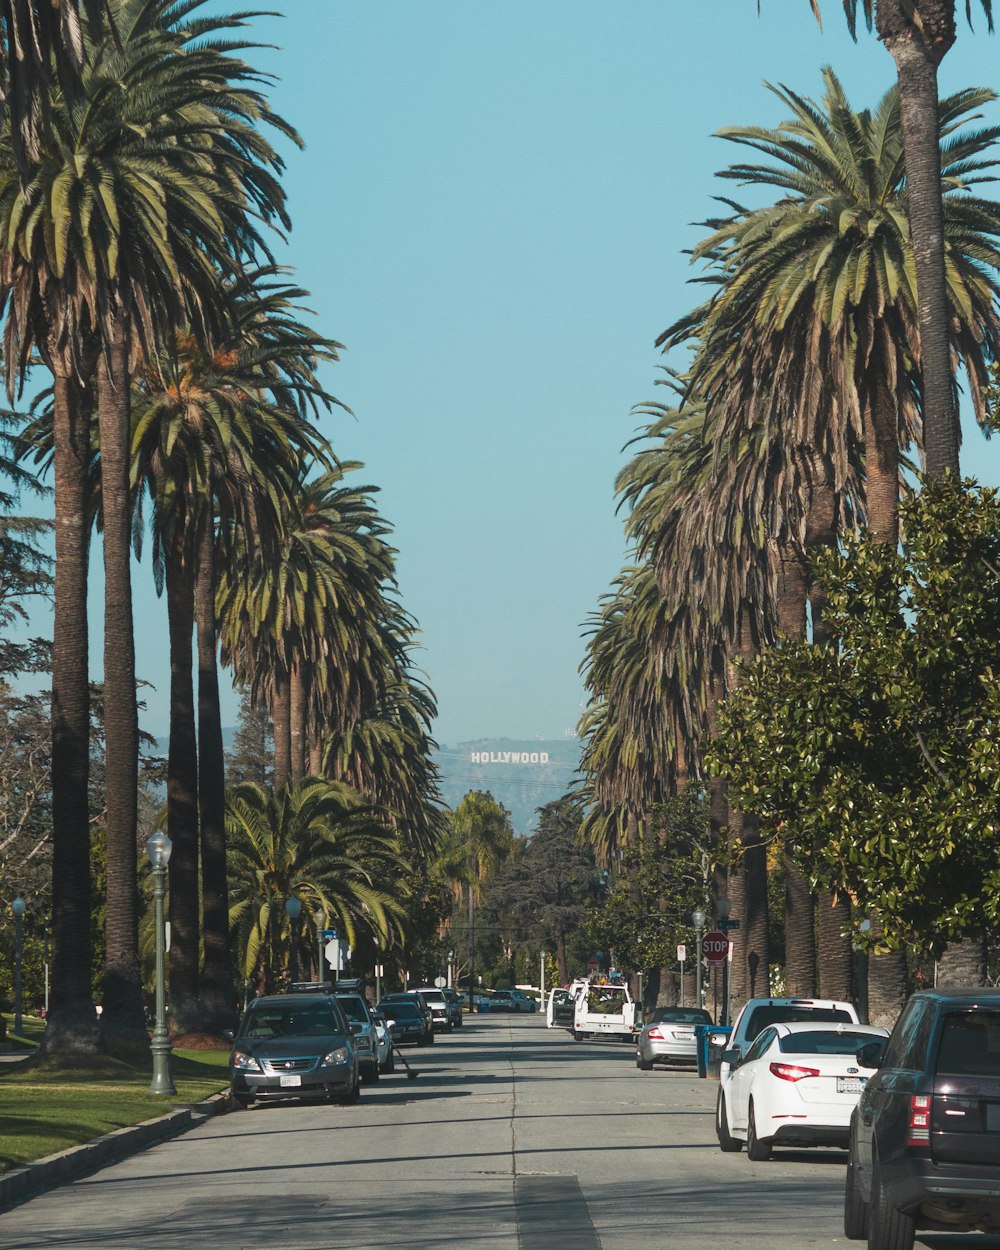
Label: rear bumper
xmin=771 ymin=1122 xmax=849 ymax=1148
xmin=640 ymin=1038 xmax=697 ymax=1063
xmin=887 ymin=1158 xmax=1000 ymax=1228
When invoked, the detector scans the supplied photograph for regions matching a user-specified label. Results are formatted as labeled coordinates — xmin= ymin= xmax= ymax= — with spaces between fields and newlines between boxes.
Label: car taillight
xmin=769 ymin=1062 xmax=820 ymax=1082
xmin=647 ymin=1027 xmax=663 ymax=1040
xmin=908 ymin=1095 xmax=931 ymax=1149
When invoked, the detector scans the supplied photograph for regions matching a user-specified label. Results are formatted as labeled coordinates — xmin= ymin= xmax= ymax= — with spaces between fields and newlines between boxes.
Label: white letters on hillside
xmin=470 ymin=751 xmax=550 ymax=765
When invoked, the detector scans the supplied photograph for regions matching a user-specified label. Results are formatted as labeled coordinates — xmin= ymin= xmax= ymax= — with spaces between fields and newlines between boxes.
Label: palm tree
xmin=805 ymin=0 xmax=996 ymax=477
xmin=132 ymin=269 xmax=340 ymax=1030
xmin=226 ymin=778 xmax=409 ymax=993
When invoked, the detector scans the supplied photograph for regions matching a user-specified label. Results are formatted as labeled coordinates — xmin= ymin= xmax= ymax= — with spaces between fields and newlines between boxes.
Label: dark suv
xmin=845 ymin=987 xmax=1000 ymax=1249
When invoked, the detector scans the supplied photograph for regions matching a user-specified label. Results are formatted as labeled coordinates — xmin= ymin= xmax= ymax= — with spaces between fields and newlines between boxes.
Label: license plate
xmin=838 ymin=1077 xmax=866 ymax=1094
xmin=279 ymin=1074 xmax=302 ymax=1088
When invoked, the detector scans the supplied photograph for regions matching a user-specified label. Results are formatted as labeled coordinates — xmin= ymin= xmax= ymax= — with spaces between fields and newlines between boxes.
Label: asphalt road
xmin=1 ymin=1013 xmax=998 ymax=1249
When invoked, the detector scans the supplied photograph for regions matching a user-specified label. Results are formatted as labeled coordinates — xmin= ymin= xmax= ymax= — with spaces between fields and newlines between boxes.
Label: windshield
xmin=745 ymin=1006 xmax=853 ymax=1042
xmin=386 ymin=1003 xmax=420 ymax=1019
xmin=241 ymin=1004 xmax=342 ymax=1039
xmin=778 ymin=1030 xmax=880 ymax=1055
xmin=336 ymin=996 xmax=369 ymax=1024
xmin=650 ymin=1009 xmax=712 ymax=1026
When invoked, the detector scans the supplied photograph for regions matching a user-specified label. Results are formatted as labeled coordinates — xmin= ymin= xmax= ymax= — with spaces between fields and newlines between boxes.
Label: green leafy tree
xmin=713 ymin=481 xmax=1000 ymax=977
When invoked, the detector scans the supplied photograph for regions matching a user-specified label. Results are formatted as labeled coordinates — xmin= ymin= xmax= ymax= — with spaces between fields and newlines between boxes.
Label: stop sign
xmin=702 ymin=930 xmax=729 ymax=965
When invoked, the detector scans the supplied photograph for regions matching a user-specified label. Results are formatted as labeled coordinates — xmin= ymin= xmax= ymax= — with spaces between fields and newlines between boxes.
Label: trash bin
xmin=695 ymin=1024 xmax=732 ymax=1079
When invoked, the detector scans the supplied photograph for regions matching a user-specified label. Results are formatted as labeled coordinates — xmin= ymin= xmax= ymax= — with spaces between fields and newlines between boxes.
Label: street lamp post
xmin=692 ymin=907 xmax=706 ymax=1011
xmin=285 ymin=896 xmax=302 ymax=983
xmin=12 ymin=896 xmax=25 ymax=1036
xmin=147 ymin=831 xmax=176 ymax=1097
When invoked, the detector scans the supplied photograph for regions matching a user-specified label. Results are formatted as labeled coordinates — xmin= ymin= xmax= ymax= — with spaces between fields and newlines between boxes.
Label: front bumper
xmin=232 ymin=1064 xmax=354 ymax=1101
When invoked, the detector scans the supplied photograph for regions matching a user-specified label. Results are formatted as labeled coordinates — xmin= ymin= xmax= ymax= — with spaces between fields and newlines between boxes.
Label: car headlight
xmin=231 ymin=1051 xmax=262 ymax=1072
xmin=355 ymin=1035 xmax=372 ymax=1050
xmin=323 ymin=1047 xmax=351 ymax=1066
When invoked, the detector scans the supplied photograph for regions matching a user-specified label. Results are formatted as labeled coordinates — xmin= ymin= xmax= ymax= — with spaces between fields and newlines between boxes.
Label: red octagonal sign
xmin=701 ymin=930 xmax=729 ymax=965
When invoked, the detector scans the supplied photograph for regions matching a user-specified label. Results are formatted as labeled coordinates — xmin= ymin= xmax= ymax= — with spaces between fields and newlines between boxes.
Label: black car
xmin=378 ymin=995 xmax=433 ymax=1046
xmin=845 ymin=987 xmax=1000 ymax=1249
xmin=227 ymin=992 xmax=360 ymax=1107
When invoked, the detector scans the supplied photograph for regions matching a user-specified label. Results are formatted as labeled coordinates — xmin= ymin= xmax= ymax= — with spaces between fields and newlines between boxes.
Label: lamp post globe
xmin=11 ymin=896 xmax=25 ymax=1036
xmin=147 ymin=832 xmax=176 ymax=1096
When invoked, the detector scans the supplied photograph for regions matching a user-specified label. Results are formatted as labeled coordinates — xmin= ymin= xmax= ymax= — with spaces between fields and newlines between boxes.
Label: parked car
xmin=334 ymin=990 xmax=381 ymax=1082
xmin=226 ymin=992 xmax=359 ymax=1107
xmin=547 ymin=987 xmax=575 ymax=1029
xmin=486 ymin=989 xmax=536 ymax=1013
xmin=442 ymin=987 xmax=464 ymax=1028
xmin=378 ymin=994 xmax=434 ymax=1045
xmin=413 ymin=987 xmax=452 ymax=1031
xmin=636 ymin=1007 xmax=712 ymax=1068
xmin=845 ymin=987 xmax=1000 ymax=1249
xmin=716 ymin=1021 xmax=888 ymax=1158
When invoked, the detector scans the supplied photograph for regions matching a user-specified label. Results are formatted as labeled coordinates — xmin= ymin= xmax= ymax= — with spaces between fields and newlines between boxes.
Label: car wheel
xmin=361 ymin=1063 xmax=380 ymax=1083
xmin=716 ymin=1089 xmax=742 ymax=1153
xmin=380 ymin=1049 xmax=395 ymax=1075
xmin=426 ymin=1029 xmax=435 ymax=1044
xmin=868 ymin=1158 xmax=915 ymax=1250
xmin=232 ymin=1091 xmax=253 ymax=1110
xmin=636 ymin=1050 xmax=654 ymax=1071
xmin=746 ymin=1102 xmax=772 ymax=1161
xmin=844 ymin=1156 xmax=869 ymax=1241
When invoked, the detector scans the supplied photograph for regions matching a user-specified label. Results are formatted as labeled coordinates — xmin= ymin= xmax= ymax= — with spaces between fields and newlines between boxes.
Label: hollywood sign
xmin=471 ymin=751 xmax=550 ymax=765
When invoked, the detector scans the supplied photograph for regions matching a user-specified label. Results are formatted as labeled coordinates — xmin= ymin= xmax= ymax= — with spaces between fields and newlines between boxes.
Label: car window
xmin=935 ymin=1012 xmax=1000 ymax=1076
xmin=650 ymin=1009 xmax=712 ymax=1025
xmin=385 ymin=1002 xmax=419 ymax=1018
xmin=744 ymin=1006 xmax=854 ymax=1042
xmin=336 ymin=996 xmax=369 ymax=1024
xmin=882 ymin=1000 xmax=932 ymax=1071
xmin=242 ymin=1004 xmax=341 ymax=1039
xmin=744 ymin=1028 xmax=778 ymax=1064
xmin=778 ymin=1030 xmax=881 ymax=1055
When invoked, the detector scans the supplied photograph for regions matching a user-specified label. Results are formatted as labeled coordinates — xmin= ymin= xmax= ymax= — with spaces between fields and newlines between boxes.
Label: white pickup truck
xmin=571 ymin=978 xmax=638 ymax=1041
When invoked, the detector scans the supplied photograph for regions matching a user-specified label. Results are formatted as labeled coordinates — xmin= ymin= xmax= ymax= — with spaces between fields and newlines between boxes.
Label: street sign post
xmin=702 ymin=930 xmax=728 ymax=966
xmin=677 ymin=944 xmax=687 ymax=1007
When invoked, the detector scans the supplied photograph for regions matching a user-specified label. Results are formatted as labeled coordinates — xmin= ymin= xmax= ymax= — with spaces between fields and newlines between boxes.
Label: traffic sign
xmin=702 ymin=930 xmax=729 ymax=965
xmin=434 ymin=975 xmax=446 ymax=988
xmin=676 ymin=944 xmax=687 ymax=963
xmin=321 ymin=929 xmax=338 ymax=941
xmin=717 ymin=918 xmax=740 ymax=931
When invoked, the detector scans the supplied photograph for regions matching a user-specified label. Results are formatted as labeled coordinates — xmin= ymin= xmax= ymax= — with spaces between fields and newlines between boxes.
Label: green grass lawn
xmin=0 ymin=1019 xmax=230 ymax=1174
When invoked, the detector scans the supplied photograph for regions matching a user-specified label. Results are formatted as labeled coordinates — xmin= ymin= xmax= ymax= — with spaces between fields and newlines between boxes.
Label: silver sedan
xmin=636 ymin=1007 xmax=713 ymax=1069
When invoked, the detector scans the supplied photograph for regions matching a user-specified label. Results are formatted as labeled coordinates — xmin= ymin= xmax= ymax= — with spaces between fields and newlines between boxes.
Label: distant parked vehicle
xmin=716 ymin=1021 xmax=887 ymax=1159
xmin=442 ymin=987 xmax=464 ymax=1028
xmin=334 ymin=989 xmax=381 ymax=1083
xmin=412 ymin=987 xmax=452 ymax=1032
xmin=485 ymin=989 xmax=537 ymax=1014
xmin=378 ymin=997 xmax=433 ymax=1046
xmin=635 ymin=1007 xmax=712 ymax=1068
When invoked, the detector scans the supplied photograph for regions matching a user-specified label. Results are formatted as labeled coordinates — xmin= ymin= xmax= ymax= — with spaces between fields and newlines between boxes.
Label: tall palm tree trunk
xmin=776 ymin=539 xmax=817 ymax=996
xmin=195 ymin=518 xmax=233 ymax=1032
xmin=43 ymin=363 xmax=100 ymax=1054
xmin=289 ymin=659 xmax=306 ymax=783
xmin=877 ymin=0 xmax=959 ymax=478
xmin=936 ymin=938 xmax=987 ymax=986
xmin=864 ymin=390 xmax=901 ymax=547
xmin=273 ymin=668 xmax=291 ymax=788
xmin=308 ymin=740 xmax=323 ymax=776
xmin=817 ymin=892 xmax=853 ymax=1001
xmin=97 ymin=321 xmax=145 ymax=1043
xmin=868 ymin=914 xmax=908 ymax=1027
xmin=166 ymin=537 xmax=200 ymax=1033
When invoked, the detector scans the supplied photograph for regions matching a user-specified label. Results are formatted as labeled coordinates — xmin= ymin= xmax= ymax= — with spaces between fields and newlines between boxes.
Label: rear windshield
xmin=241 ymin=1004 xmax=342 ymax=1039
xmin=386 ymin=1003 xmax=420 ymax=1019
xmin=419 ymin=991 xmax=446 ymax=1003
xmin=778 ymin=1030 xmax=879 ymax=1055
xmin=745 ymin=1006 xmax=853 ymax=1042
xmin=936 ymin=1012 xmax=1000 ymax=1076
xmin=651 ymin=1009 xmax=712 ymax=1026
xmin=336 ymin=996 xmax=369 ymax=1024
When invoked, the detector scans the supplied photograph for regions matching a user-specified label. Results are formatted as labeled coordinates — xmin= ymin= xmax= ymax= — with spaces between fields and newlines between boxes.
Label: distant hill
xmin=434 ymin=737 xmax=581 ymax=836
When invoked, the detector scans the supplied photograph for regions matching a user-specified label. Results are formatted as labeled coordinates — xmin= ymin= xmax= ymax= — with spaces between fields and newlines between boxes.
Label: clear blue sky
xmin=30 ymin=1 xmax=1000 ymax=744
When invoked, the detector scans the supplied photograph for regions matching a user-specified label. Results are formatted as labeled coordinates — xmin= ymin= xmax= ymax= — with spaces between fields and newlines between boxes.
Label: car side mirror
xmin=222 ymin=1028 xmax=235 ymax=1043
xmin=385 ymin=1019 xmax=396 ymax=1029
xmin=349 ymin=1021 xmax=363 ymax=1035
xmin=708 ymin=1032 xmax=729 ymax=1048
xmin=857 ymin=1039 xmax=886 ymax=1070
xmin=721 ymin=1046 xmax=742 ymax=1066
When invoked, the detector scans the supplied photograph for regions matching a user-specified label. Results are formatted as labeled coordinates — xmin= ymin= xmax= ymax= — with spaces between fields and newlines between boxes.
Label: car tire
xmin=426 ymin=1029 xmax=435 ymax=1044
xmin=361 ymin=1063 xmax=379 ymax=1084
xmin=380 ymin=1049 xmax=395 ymax=1075
xmin=868 ymin=1158 xmax=915 ymax=1250
xmin=572 ymin=1030 xmax=584 ymax=1041
xmin=636 ymin=1051 xmax=654 ymax=1071
xmin=232 ymin=1091 xmax=253 ymax=1110
xmin=844 ymin=1157 xmax=869 ymax=1241
xmin=716 ymin=1089 xmax=742 ymax=1153
xmin=746 ymin=1102 xmax=773 ymax=1161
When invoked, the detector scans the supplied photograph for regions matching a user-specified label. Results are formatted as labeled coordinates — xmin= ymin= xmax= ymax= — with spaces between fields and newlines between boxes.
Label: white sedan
xmin=716 ymin=1021 xmax=889 ymax=1160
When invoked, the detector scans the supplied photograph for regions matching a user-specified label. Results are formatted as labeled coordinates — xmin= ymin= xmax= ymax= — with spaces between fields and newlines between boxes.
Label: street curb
xmin=0 ymin=1090 xmax=230 ymax=1214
